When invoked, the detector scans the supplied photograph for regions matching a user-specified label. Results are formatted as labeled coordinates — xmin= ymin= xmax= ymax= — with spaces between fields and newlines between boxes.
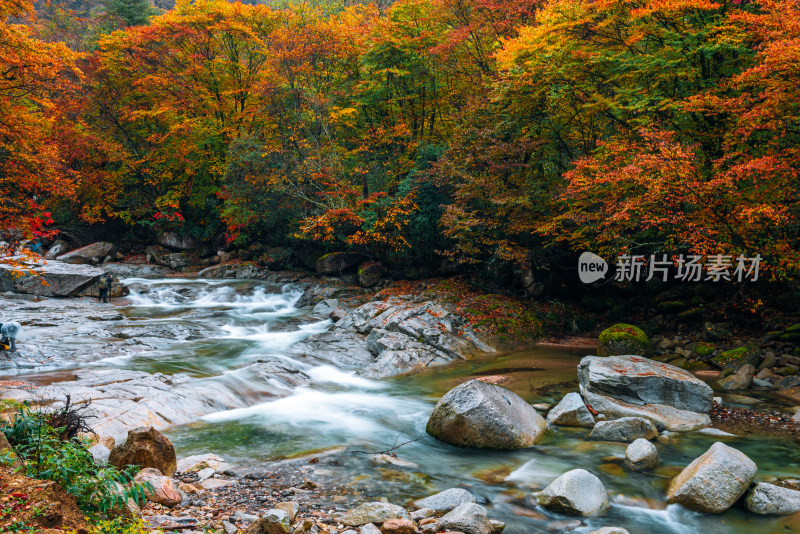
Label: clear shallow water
xmin=15 ymin=279 xmax=798 ymax=533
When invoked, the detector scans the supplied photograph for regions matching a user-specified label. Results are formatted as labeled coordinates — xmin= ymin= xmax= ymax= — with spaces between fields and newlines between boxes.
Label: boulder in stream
xmin=625 ymin=438 xmax=659 ymax=470
xmin=589 ymin=417 xmax=658 ymax=443
xmin=745 ymin=482 xmax=800 ymax=515
xmin=411 ymin=488 xmax=476 ymax=512
xmin=666 ymin=442 xmax=757 ymax=513
xmin=109 ymin=426 xmax=177 ymax=477
xmin=582 ymin=389 xmax=710 ymax=432
xmin=537 ymin=469 xmax=609 ymax=516
xmin=546 ymin=392 xmax=595 ymax=427
xmin=578 ymin=355 xmax=713 ymax=413
xmin=426 ymin=379 xmax=547 ymax=449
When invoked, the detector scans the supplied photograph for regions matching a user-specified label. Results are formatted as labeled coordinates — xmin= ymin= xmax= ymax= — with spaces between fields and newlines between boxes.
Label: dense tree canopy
xmin=1 ymin=0 xmax=798 ymax=279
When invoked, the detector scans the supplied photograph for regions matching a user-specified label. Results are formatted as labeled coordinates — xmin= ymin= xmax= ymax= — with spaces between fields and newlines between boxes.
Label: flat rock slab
xmin=578 ymin=355 xmax=713 ymax=413
xmin=582 ymin=390 xmax=710 ymax=432
xmin=0 ymin=261 xmax=104 ymax=297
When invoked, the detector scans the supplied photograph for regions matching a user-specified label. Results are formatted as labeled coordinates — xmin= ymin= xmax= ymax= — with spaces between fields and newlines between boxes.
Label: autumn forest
xmin=2 ymin=0 xmax=799 ymax=281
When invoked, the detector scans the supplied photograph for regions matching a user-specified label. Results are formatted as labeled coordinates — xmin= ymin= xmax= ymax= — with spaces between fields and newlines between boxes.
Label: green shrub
xmin=1 ymin=403 xmax=150 ymax=514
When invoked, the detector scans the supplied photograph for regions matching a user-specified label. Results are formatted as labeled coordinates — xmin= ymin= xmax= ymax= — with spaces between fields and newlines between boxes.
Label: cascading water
xmin=6 ymin=278 xmax=797 ymax=534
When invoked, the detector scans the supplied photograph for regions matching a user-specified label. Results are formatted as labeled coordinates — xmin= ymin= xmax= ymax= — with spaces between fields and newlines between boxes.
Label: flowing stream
xmin=8 ymin=278 xmax=800 ymax=533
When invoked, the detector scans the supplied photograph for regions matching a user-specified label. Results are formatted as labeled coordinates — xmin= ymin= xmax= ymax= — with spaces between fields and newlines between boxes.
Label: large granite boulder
xmin=582 ymin=389 xmax=710 ymax=432
xmin=427 ymin=379 xmax=547 ymax=449
xmin=578 ymin=355 xmax=713 ymax=413
xmin=57 ymin=242 xmax=117 ymax=264
xmin=546 ymin=392 xmax=595 ymax=427
xmin=745 ymin=482 xmax=800 ymax=515
xmin=667 ymin=442 xmax=757 ymax=513
xmin=315 ymin=252 xmax=363 ymax=275
xmin=589 ymin=417 xmax=657 ymax=443
xmin=0 ymin=261 xmax=103 ymax=297
xmin=537 ymin=469 xmax=609 ymax=516
xmin=157 ymin=232 xmax=196 ymax=251
xmin=109 ymin=427 xmax=177 ymax=477
xmin=597 ymin=324 xmax=652 ymax=357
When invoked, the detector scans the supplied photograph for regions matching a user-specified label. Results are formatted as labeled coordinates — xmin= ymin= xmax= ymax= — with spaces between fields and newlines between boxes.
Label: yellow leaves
xmin=329 ymin=106 xmax=359 ymax=128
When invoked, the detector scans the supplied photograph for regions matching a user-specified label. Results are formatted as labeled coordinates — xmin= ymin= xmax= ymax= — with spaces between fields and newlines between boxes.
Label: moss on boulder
xmin=711 ymin=344 xmax=761 ymax=370
xmin=597 ymin=323 xmax=653 ymax=357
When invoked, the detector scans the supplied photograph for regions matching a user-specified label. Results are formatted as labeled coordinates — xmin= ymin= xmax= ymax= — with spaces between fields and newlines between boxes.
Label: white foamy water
xmin=202 ymin=387 xmax=428 ymax=439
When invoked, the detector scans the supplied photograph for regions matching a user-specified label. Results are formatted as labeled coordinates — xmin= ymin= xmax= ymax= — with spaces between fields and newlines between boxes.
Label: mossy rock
xmin=779 ymin=324 xmax=800 ymax=342
xmin=711 ymin=344 xmax=761 ymax=370
xmin=691 ymin=341 xmax=716 ymax=358
xmin=719 ymin=368 xmax=736 ymax=380
xmin=684 ymin=361 xmax=713 ymax=372
xmin=597 ymin=323 xmax=653 ymax=357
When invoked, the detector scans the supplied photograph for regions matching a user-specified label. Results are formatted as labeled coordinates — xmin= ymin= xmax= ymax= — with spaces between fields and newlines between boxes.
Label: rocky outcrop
xmin=546 ymin=392 xmax=595 ymax=427
xmin=411 ymin=488 xmax=476 ymax=512
xmin=589 ymin=417 xmax=657 ymax=443
xmin=315 ymin=252 xmax=363 ymax=275
xmin=426 ymin=379 xmax=547 ymax=449
xmin=625 ymin=438 xmax=659 ymax=470
xmin=157 ymin=232 xmax=196 ymax=251
xmin=57 ymin=242 xmax=117 ymax=265
xmin=578 ymin=355 xmax=713 ymax=413
xmin=667 ymin=442 xmax=757 ymax=513
xmin=597 ymin=324 xmax=652 ymax=357
xmin=537 ymin=469 xmax=609 ymax=516
xmin=0 ymin=261 xmax=103 ymax=297
xmin=108 ymin=427 xmax=178 ymax=477
xmin=745 ymin=482 xmax=800 ymax=515
xmin=290 ymin=296 xmax=493 ymax=378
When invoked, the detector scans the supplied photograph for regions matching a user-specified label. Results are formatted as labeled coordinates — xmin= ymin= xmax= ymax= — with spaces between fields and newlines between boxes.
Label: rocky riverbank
xmin=3 ymin=250 xmax=800 ymax=533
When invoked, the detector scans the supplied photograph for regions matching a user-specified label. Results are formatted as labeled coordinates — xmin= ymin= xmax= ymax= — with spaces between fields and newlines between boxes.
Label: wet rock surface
xmin=536 ymin=469 xmax=609 ymax=516
xmin=578 ymin=355 xmax=713 ymax=413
